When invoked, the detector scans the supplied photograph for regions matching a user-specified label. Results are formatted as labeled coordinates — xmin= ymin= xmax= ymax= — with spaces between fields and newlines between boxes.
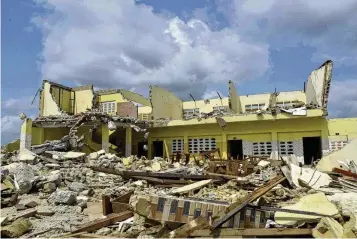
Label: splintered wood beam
xmin=191 ymin=228 xmax=312 ymax=237
xmin=70 ymin=211 xmax=133 ymax=234
xmin=211 ymin=175 xmax=286 ymax=229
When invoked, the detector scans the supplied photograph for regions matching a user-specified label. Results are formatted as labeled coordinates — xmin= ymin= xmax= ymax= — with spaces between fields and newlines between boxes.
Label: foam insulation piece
xmin=317 ymin=138 xmax=357 ymax=172
xmin=274 ymin=192 xmax=339 ymax=226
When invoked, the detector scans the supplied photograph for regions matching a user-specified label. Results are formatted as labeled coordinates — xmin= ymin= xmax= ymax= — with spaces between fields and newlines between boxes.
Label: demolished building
xmin=6 ymin=60 xmax=357 ymax=166
xmin=2 ymin=59 xmax=357 ymax=238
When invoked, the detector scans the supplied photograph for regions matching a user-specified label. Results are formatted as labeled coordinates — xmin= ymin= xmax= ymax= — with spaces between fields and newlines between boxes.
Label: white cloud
xmin=203 ymin=89 xmax=225 ymax=100
xmin=1 ymin=116 xmax=22 ymax=145
xmin=2 ymin=97 xmax=37 ymax=114
xmin=32 ymin=0 xmax=269 ymax=99
xmin=328 ymin=79 xmax=357 ymax=118
xmin=220 ymin=0 xmax=357 ymax=66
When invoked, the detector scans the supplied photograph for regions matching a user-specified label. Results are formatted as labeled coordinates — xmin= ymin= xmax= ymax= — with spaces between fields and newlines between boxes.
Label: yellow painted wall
xmin=148 ymin=117 xmax=330 ymax=158
xmin=3 ymin=139 xmax=20 ymax=152
xmin=119 ymin=89 xmax=151 ymax=106
xmin=44 ymin=128 xmax=70 ymax=141
xmin=98 ymin=93 xmax=127 ymax=115
xmin=276 ymin=91 xmax=306 ymax=104
xmin=183 ymin=98 xmax=229 ymax=114
xmin=328 ymin=118 xmax=357 ymax=139
xmin=229 ymin=80 xmax=242 ymax=113
xmin=150 ymin=86 xmax=183 ymax=120
xmin=74 ymin=89 xmax=94 ymax=114
xmin=32 ymin=127 xmax=44 ymax=145
xmin=50 ymin=85 xmax=72 ymax=113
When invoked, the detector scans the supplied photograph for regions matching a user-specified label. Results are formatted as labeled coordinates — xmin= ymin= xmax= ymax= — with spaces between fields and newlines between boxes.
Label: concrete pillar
xmin=125 ymin=127 xmax=132 ymax=157
xmin=271 ymin=131 xmax=279 ymax=156
xmin=221 ymin=132 xmax=227 ymax=159
xmin=148 ymin=138 xmax=152 ymax=159
xmin=184 ymin=133 xmax=189 ymax=153
xmin=102 ymin=123 xmax=109 ymax=153
xmin=20 ymin=118 xmax=33 ymax=150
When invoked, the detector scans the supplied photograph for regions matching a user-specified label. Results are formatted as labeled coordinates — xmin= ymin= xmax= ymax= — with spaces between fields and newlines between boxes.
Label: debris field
xmin=1 ymin=138 xmax=357 ymax=238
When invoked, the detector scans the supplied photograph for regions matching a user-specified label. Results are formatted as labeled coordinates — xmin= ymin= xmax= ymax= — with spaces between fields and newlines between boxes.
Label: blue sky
xmin=2 ymin=0 xmax=357 ymax=144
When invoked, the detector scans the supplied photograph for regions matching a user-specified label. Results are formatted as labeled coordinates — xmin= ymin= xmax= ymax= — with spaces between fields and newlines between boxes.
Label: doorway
xmin=152 ymin=141 xmax=164 ymax=158
xmin=137 ymin=142 xmax=148 ymax=158
xmin=228 ymin=140 xmax=243 ymax=160
xmin=303 ymin=137 xmax=322 ymax=165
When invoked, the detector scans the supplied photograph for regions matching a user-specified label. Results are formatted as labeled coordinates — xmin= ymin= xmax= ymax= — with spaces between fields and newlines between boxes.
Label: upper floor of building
xmin=38 ymin=60 xmax=333 ymax=122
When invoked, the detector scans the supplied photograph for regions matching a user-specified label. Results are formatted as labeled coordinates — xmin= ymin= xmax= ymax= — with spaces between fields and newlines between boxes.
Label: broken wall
xmin=40 ymin=81 xmax=62 ymax=116
xmin=182 ymin=98 xmax=229 ymax=114
xmin=150 ymin=85 xmax=183 ymax=120
xmin=72 ymin=85 xmax=94 ymax=114
xmin=119 ymin=89 xmax=151 ymax=107
xmin=305 ymin=60 xmax=333 ymax=110
xmin=228 ymin=80 xmax=242 ymax=113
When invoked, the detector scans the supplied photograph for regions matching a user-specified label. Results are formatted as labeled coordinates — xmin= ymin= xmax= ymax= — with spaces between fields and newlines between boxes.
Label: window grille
xmin=279 ymin=141 xmax=294 ymax=155
xmin=188 ymin=138 xmax=216 ymax=153
xmin=172 ymin=139 xmax=184 ymax=153
xmin=329 ymin=141 xmax=348 ymax=151
xmin=183 ymin=108 xmax=200 ymax=119
xmin=245 ymin=103 xmax=265 ymax=112
xmin=252 ymin=142 xmax=272 ymax=156
xmin=100 ymin=101 xmax=116 ymax=114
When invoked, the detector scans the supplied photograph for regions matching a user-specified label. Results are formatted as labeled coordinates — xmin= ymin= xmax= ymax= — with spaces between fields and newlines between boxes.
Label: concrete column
xmin=184 ymin=133 xmax=189 ymax=153
xmin=148 ymin=138 xmax=152 ymax=159
xmin=20 ymin=118 xmax=33 ymax=150
xmin=221 ymin=132 xmax=227 ymax=159
xmin=125 ymin=127 xmax=132 ymax=157
xmin=101 ymin=123 xmax=109 ymax=153
xmin=271 ymin=131 xmax=279 ymax=156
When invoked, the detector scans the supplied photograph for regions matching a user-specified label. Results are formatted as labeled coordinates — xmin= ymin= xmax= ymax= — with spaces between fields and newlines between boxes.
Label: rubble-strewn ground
xmin=1 ymin=145 xmax=357 ymax=238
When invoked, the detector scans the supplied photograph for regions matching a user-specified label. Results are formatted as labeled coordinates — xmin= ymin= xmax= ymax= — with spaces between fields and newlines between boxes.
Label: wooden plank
xmin=71 ymin=211 xmax=133 ymax=234
xmin=165 ymin=216 xmax=209 ymax=238
xmin=211 ymin=175 xmax=286 ymax=229
xmin=14 ymin=209 xmax=37 ymax=220
xmin=171 ymin=179 xmax=213 ymax=195
xmin=163 ymin=140 xmax=169 ymax=160
xmin=90 ymin=166 xmax=222 ymax=180
xmin=191 ymin=228 xmax=312 ymax=237
xmin=132 ymin=176 xmax=189 ymax=185
xmin=102 ymin=195 xmax=112 ymax=216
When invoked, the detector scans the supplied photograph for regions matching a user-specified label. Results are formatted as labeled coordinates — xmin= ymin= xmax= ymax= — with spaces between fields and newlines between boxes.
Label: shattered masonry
xmin=1 ymin=60 xmax=357 ymax=238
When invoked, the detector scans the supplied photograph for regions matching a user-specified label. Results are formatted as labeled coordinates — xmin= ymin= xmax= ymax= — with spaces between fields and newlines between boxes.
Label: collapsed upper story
xmin=38 ymin=60 xmax=333 ymax=121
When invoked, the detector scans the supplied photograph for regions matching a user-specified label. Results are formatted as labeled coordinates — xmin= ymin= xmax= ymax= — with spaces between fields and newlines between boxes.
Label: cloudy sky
xmin=2 ymin=0 xmax=357 ymax=144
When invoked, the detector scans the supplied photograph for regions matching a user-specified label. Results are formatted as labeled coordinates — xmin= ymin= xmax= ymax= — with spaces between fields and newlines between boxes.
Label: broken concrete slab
xmin=298 ymin=168 xmax=332 ymax=190
xmin=258 ymin=160 xmax=271 ymax=168
xmin=48 ymin=190 xmax=77 ymax=205
xmin=317 ymin=138 xmax=357 ymax=172
xmin=312 ymin=214 xmax=356 ymax=238
xmin=0 ymin=218 xmax=32 ymax=238
xmin=45 ymin=163 xmax=61 ymax=169
xmin=17 ymin=148 xmax=37 ymax=164
xmin=0 ymin=216 xmax=9 ymax=226
xmin=327 ymin=192 xmax=357 ymax=229
xmin=64 ymin=151 xmax=86 ymax=160
xmin=13 ymin=163 xmax=35 ymax=194
xmin=69 ymin=182 xmax=86 ymax=192
xmin=36 ymin=206 xmax=55 ymax=216
xmin=274 ymin=192 xmax=339 ymax=226
xmin=43 ymin=182 xmax=57 ymax=193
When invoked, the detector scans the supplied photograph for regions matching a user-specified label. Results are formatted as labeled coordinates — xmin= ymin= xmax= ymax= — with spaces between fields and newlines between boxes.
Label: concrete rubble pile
xmin=1 ymin=141 xmax=357 ymax=238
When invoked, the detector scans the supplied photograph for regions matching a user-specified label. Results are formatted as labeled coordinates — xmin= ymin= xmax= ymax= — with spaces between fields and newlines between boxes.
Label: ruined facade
xmin=15 ymin=60 xmax=357 ymax=165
